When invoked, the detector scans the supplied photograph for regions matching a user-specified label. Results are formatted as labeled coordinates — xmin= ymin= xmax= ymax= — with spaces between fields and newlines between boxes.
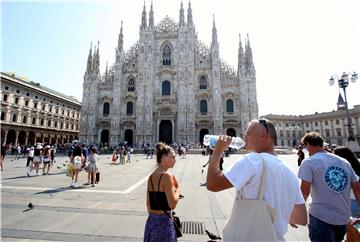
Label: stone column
xmin=354 ymin=117 xmax=360 ymax=136
xmin=25 ymin=131 xmax=29 ymax=145
xmin=3 ymin=129 xmax=8 ymax=145
xmin=14 ymin=130 xmax=19 ymax=145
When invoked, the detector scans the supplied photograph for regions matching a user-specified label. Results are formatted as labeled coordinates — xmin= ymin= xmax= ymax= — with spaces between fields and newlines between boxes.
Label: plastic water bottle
xmin=203 ymin=134 xmax=245 ymax=149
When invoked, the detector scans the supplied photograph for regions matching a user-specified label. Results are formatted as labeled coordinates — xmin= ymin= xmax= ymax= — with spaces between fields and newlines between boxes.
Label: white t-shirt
xmin=224 ymin=152 xmax=305 ymax=242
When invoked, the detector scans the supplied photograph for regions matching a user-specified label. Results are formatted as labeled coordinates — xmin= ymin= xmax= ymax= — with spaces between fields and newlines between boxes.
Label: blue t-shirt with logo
xmin=298 ymin=152 xmax=358 ymax=225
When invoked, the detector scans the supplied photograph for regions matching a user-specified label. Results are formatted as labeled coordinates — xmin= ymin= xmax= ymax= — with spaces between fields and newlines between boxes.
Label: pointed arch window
xmin=126 ymin=102 xmax=133 ymax=115
xmin=199 ymin=75 xmax=207 ymax=89
xmin=162 ymin=44 xmax=171 ymax=65
xmin=103 ymin=102 xmax=110 ymax=116
xmin=200 ymin=100 xmax=208 ymax=114
xmin=226 ymin=99 xmax=234 ymax=113
xmin=162 ymin=81 xmax=171 ymax=96
xmin=128 ymin=78 xmax=135 ymax=92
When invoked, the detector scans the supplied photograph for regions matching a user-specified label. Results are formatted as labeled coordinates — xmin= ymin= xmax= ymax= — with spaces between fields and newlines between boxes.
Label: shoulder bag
xmin=223 ymin=159 xmax=277 ymax=241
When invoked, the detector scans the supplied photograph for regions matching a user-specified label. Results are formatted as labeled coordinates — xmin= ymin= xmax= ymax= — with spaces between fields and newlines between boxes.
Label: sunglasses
xmin=258 ymin=119 xmax=269 ymax=133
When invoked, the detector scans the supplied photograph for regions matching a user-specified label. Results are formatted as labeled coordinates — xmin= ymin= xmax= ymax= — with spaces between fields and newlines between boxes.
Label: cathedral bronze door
xmin=100 ymin=129 xmax=109 ymax=145
xmin=159 ymin=120 xmax=172 ymax=144
xmin=124 ymin=129 xmax=133 ymax=147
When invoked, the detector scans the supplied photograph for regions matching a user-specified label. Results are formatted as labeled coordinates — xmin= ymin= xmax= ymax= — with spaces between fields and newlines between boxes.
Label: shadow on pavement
xmin=2 ymin=171 xmax=67 ymax=180
xmin=34 ymin=185 xmax=89 ymax=195
xmin=2 ymin=175 xmax=29 ymax=180
xmin=34 ymin=186 xmax=69 ymax=194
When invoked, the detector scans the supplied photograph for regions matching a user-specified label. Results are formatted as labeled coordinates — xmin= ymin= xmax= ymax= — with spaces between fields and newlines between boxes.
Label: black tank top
xmin=148 ymin=173 xmax=171 ymax=211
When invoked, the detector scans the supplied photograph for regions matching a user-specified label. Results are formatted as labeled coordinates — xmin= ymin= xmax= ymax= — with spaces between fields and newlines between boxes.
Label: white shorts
xmin=73 ymin=156 xmax=82 ymax=170
xmin=33 ymin=156 xmax=41 ymax=163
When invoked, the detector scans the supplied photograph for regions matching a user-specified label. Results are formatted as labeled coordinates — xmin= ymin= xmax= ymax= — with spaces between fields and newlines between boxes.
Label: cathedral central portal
xmin=159 ymin=120 xmax=172 ymax=145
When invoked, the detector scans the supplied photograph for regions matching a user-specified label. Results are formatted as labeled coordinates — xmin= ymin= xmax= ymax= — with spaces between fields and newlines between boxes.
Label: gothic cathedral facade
xmin=79 ymin=2 xmax=258 ymax=147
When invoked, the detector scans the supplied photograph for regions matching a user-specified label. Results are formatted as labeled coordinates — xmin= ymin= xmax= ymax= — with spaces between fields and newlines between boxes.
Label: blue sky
xmin=2 ymin=0 xmax=360 ymax=115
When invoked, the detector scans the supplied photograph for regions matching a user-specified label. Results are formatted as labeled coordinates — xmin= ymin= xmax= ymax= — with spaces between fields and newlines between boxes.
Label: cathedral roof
xmin=195 ymin=40 xmax=210 ymax=57
xmin=124 ymin=41 xmax=139 ymax=66
xmin=155 ymin=16 xmax=178 ymax=36
xmin=220 ymin=60 xmax=237 ymax=82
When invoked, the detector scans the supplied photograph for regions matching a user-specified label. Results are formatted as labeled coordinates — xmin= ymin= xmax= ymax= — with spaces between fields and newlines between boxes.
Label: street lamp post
xmin=329 ymin=71 xmax=358 ymax=141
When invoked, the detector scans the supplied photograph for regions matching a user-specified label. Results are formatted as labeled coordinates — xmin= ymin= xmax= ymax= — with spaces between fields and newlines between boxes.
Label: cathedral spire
xmin=86 ymin=42 xmax=93 ymax=72
xmin=149 ymin=0 xmax=154 ymax=29
xmin=93 ymin=41 xmax=100 ymax=74
xmin=92 ymin=45 xmax=96 ymax=71
xmin=245 ymin=33 xmax=254 ymax=72
xmin=187 ymin=1 xmax=193 ymax=26
xmin=238 ymin=34 xmax=244 ymax=75
xmin=140 ymin=2 xmax=147 ymax=30
xmin=212 ymin=14 xmax=217 ymax=44
xmin=179 ymin=1 xmax=185 ymax=26
xmin=118 ymin=21 xmax=123 ymax=51
xmin=337 ymin=92 xmax=346 ymax=110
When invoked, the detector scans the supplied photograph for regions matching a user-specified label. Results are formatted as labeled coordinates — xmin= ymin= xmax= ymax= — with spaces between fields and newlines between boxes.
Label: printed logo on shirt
xmin=324 ymin=166 xmax=349 ymax=192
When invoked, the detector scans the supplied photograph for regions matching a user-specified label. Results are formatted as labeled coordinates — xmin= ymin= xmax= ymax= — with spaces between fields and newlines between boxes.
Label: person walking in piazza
xmin=70 ymin=144 xmax=84 ymax=188
xmin=50 ymin=146 xmax=56 ymax=166
xmin=111 ymin=150 xmax=118 ymax=164
xmin=16 ymin=144 xmax=21 ymax=159
xmin=298 ymin=132 xmax=360 ymax=242
xmin=26 ymin=147 xmax=34 ymax=177
xmin=127 ymin=148 xmax=132 ymax=163
xmin=297 ymin=145 xmax=305 ymax=167
xmin=144 ymin=143 xmax=180 ymax=242
xmin=119 ymin=146 xmax=125 ymax=164
xmin=207 ymin=119 xmax=307 ymax=241
xmin=333 ymin=146 xmax=360 ymax=217
xmin=85 ymin=147 xmax=98 ymax=187
xmin=1 ymin=144 xmax=7 ymax=171
xmin=42 ymin=145 xmax=51 ymax=175
xmin=32 ymin=144 xmax=43 ymax=176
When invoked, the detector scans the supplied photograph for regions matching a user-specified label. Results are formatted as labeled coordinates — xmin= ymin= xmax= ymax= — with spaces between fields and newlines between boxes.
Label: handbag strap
xmin=258 ymin=159 xmax=267 ymax=201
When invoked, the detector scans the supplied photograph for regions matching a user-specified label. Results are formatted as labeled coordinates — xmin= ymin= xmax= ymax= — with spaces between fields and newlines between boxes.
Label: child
xmin=111 ymin=150 xmax=117 ymax=164
xmin=127 ymin=148 xmax=132 ymax=163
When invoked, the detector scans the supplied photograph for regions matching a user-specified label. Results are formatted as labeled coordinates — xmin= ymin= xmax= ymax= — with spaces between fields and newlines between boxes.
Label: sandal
xmin=84 ymin=182 xmax=90 ymax=185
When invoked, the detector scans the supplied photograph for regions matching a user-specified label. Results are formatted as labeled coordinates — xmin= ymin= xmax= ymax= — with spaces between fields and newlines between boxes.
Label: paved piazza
xmin=1 ymin=153 xmax=309 ymax=241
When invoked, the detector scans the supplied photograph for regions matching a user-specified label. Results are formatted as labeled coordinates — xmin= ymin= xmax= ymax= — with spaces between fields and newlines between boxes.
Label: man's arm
xmin=289 ymin=204 xmax=307 ymax=226
xmin=300 ymin=180 xmax=311 ymax=201
xmin=206 ymin=135 xmax=233 ymax=192
xmin=352 ymin=181 xmax=360 ymax=207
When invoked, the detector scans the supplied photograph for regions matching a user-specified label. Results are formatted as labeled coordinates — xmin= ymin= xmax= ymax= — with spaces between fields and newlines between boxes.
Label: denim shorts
xmin=308 ymin=214 xmax=346 ymax=242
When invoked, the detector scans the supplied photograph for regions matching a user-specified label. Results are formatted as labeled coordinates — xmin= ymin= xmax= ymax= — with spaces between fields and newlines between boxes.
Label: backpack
xmin=34 ymin=149 xmax=41 ymax=156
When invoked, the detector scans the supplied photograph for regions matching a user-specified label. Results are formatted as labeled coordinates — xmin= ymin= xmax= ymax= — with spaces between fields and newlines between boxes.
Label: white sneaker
xmin=27 ymin=171 xmax=30 ymax=177
xmin=70 ymin=182 xmax=74 ymax=187
xmin=73 ymin=183 xmax=77 ymax=188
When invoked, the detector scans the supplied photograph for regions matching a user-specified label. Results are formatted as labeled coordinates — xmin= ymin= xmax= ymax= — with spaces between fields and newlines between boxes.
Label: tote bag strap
xmin=257 ymin=159 xmax=267 ymax=201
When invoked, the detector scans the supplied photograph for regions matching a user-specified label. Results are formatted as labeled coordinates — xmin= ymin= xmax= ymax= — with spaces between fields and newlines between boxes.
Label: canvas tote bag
xmin=223 ymin=159 xmax=277 ymax=242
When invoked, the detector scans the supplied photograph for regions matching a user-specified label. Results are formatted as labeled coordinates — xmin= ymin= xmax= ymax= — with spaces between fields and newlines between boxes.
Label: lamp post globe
xmin=329 ymin=71 xmax=358 ymax=142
